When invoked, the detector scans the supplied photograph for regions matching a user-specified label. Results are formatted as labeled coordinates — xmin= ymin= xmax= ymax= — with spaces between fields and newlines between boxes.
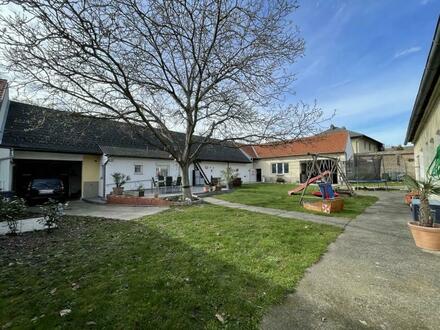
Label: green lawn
xmin=216 ymin=183 xmax=378 ymax=218
xmin=0 ymin=205 xmax=341 ymax=329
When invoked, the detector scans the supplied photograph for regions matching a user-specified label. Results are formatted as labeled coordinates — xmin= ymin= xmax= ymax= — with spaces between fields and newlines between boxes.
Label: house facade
xmin=241 ymin=131 xmax=354 ymax=184
xmin=405 ymin=18 xmax=440 ymax=182
xmin=325 ymin=125 xmax=384 ymax=153
xmin=0 ymin=80 xmax=254 ymax=199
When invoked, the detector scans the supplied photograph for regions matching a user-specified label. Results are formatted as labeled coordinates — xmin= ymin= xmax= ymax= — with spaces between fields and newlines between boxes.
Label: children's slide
xmin=287 ymin=170 xmax=331 ymax=195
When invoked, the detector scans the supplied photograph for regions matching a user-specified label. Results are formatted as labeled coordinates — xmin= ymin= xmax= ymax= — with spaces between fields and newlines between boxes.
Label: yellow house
xmin=405 ymin=18 xmax=440 ymax=182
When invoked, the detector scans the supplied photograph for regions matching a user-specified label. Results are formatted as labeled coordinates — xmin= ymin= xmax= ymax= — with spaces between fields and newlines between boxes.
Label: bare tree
xmin=0 ymin=0 xmax=325 ymax=199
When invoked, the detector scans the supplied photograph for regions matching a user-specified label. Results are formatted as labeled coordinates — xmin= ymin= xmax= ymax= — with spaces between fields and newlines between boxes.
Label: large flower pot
xmin=408 ymin=222 xmax=440 ymax=251
xmin=112 ymin=187 xmax=124 ymax=195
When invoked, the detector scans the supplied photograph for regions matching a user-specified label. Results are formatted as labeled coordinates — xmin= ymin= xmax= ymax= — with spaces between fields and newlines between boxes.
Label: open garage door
xmin=13 ymin=159 xmax=82 ymax=199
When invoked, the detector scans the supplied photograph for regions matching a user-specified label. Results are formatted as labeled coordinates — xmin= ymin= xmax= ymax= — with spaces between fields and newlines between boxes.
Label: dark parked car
xmin=26 ymin=178 xmax=65 ymax=204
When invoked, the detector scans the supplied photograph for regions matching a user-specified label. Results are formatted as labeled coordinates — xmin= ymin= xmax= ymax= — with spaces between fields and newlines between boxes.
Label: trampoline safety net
xmin=345 ymin=153 xmax=413 ymax=182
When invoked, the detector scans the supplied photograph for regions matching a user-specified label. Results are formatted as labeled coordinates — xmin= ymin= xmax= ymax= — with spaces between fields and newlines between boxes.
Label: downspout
xmin=102 ymin=155 xmax=110 ymax=199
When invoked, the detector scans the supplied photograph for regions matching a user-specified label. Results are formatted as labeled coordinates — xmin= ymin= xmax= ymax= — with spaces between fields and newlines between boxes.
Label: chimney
xmin=0 ymin=79 xmax=10 ymax=144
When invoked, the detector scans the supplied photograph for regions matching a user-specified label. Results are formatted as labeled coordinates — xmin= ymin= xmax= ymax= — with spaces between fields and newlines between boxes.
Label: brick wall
xmin=107 ymin=195 xmax=172 ymax=206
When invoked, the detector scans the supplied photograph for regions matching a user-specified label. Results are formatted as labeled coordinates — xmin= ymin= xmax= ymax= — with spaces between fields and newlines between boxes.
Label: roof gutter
xmin=405 ymin=16 xmax=440 ymax=144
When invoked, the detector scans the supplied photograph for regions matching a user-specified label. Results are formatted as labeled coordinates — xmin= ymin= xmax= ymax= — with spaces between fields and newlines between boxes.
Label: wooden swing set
xmin=299 ymin=153 xmax=354 ymax=202
xmin=289 ymin=153 xmax=355 ymax=214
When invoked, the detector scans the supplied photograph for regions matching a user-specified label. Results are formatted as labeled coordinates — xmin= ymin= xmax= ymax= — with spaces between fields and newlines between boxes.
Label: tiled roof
xmin=99 ymin=145 xmax=171 ymax=159
xmin=240 ymin=145 xmax=258 ymax=159
xmin=405 ymin=17 xmax=440 ymax=144
xmin=323 ymin=125 xmax=383 ymax=147
xmin=1 ymin=101 xmax=251 ymax=163
xmin=241 ymin=131 xmax=349 ymax=159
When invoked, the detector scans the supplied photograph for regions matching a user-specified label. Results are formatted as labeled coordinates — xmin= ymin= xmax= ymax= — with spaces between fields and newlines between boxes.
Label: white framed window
xmin=271 ymin=162 xmax=289 ymax=174
xmin=156 ymin=164 xmax=169 ymax=178
xmin=134 ymin=164 xmax=143 ymax=175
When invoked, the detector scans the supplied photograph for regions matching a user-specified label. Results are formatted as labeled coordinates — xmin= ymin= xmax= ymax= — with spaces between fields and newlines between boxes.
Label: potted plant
xmin=404 ymin=174 xmax=440 ymax=251
xmin=111 ymin=172 xmax=130 ymax=195
xmin=137 ymin=184 xmax=145 ymax=197
xmin=221 ymin=167 xmax=237 ymax=190
xmin=232 ymin=177 xmax=242 ymax=187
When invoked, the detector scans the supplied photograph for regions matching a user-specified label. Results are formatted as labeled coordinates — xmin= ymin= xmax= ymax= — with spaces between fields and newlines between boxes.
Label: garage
xmin=13 ymin=159 xmax=82 ymax=199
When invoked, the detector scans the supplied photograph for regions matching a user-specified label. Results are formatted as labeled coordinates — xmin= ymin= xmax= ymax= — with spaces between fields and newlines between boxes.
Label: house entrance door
xmin=256 ymin=169 xmax=262 ymax=182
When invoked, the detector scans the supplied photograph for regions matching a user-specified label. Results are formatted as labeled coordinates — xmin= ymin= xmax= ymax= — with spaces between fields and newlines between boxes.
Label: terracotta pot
xmin=408 ymin=222 xmax=440 ymax=251
xmin=112 ymin=187 xmax=124 ymax=195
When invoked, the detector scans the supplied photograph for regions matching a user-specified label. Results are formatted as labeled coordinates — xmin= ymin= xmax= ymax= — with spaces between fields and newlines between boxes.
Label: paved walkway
xmin=261 ymin=191 xmax=440 ymax=329
xmin=64 ymin=200 xmax=168 ymax=220
xmin=0 ymin=217 xmax=48 ymax=235
xmin=203 ymin=197 xmax=351 ymax=228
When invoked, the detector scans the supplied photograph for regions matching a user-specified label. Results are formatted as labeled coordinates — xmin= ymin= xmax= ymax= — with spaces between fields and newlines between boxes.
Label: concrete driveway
xmin=261 ymin=191 xmax=440 ymax=329
xmin=64 ymin=200 xmax=168 ymax=220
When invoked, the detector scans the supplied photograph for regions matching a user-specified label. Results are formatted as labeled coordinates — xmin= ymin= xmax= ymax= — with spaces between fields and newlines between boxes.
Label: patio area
xmin=137 ymin=185 xmax=207 ymax=198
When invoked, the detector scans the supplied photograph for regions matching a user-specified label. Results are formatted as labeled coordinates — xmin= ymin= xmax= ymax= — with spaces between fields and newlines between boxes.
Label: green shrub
xmin=39 ymin=199 xmax=67 ymax=232
xmin=0 ymin=197 xmax=27 ymax=235
xmin=276 ymin=177 xmax=285 ymax=183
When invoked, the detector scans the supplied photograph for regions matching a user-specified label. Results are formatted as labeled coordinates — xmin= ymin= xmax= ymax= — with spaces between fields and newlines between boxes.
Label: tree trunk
xmin=419 ymin=191 xmax=433 ymax=227
xmin=180 ymin=162 xmax=193 ymax=200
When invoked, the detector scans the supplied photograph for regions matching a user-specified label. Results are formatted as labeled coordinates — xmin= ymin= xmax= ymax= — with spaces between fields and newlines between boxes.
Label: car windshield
xmin=31 ymin=179 xmax=61 ymax=190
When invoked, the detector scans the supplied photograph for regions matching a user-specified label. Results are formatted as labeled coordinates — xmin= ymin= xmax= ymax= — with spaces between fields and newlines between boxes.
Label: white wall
xmin=253 ymin=153 xmax=347 ymax=184
xmin=103 ymin=158 xmax=255 ymax=195
xmin=197 ymin=161 xmax=255 ymax=184
xmin=103 ymin=157 xmax=181 ymax=195
xmin=345 ymin=135 xmax=354 ymax=161
xmin=0 ymin=148 xmax=12 ymax=192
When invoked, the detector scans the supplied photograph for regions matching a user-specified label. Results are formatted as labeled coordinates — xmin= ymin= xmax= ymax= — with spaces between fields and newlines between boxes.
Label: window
xmin=156 ymin=165 xmax=169 ymax=178
xmin=134 ymin=164 xmax=143 ymax=175
xmin=368 ymin=144 xmax=371 ymax=151
xmin=272 ymin=162 xmax=289 ymax=174
xmin=277 ymin=163 xmax=283 ymax=174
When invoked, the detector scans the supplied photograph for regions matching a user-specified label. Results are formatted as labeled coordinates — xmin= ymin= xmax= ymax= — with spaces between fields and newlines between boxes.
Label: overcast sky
xmin=289 ymin=0 xmax=440 ymax=146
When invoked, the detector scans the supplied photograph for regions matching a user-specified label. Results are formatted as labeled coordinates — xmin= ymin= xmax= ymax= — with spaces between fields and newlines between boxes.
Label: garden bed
xmin=107 ymin=194 xmax=172 ymax=206
xmin=107 ymin=194 xmax=204 ymax=206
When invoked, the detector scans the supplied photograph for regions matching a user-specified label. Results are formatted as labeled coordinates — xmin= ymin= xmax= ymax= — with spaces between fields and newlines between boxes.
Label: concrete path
xmin=64 ymin=200 xmax=168 ymax=220
xmin=0 ymin=217 xmax=48 ymax=235
xmin=203 ymin=197 xmax=351 ymax=228
xmin=261 ymin=191 xmax=440 ymax=330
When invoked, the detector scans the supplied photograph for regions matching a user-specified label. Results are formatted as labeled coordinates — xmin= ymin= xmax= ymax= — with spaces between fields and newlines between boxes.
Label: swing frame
xmin=299 ymin=153 xmax=355 ymax=204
